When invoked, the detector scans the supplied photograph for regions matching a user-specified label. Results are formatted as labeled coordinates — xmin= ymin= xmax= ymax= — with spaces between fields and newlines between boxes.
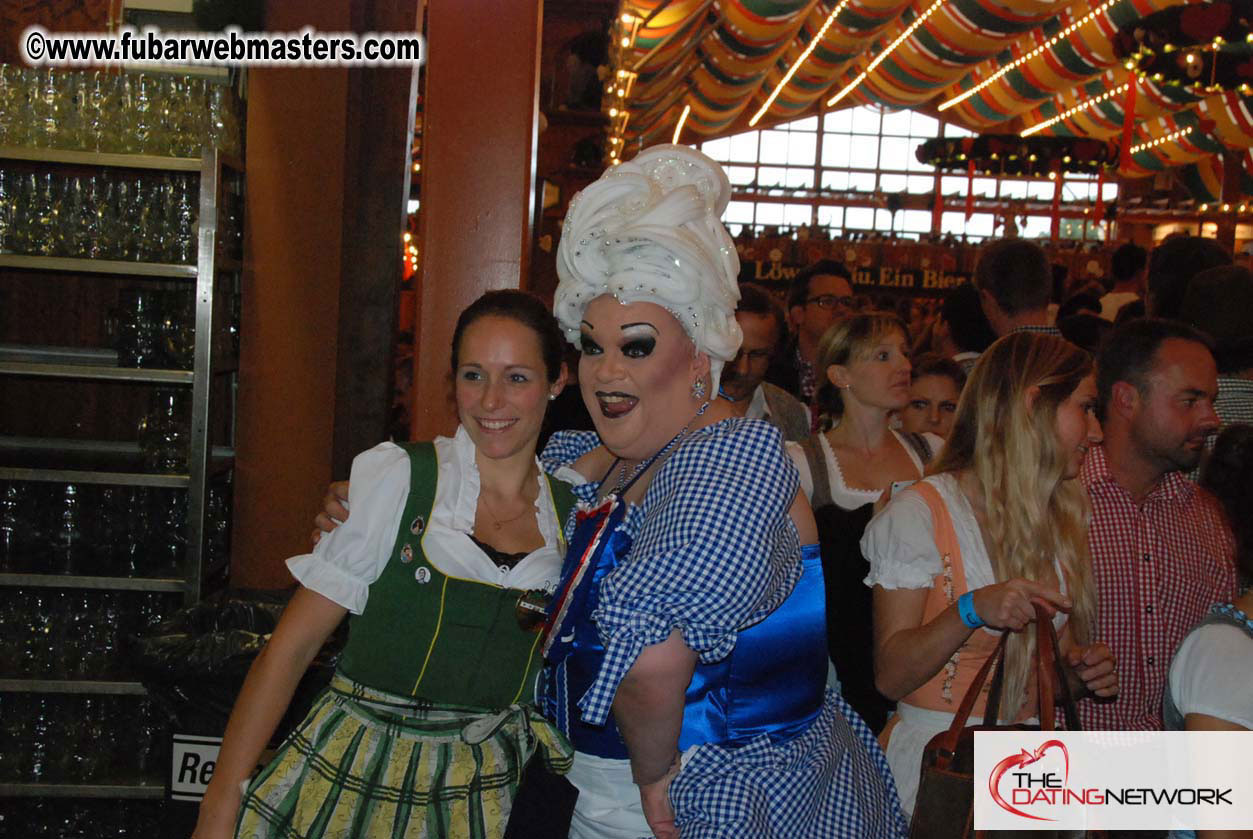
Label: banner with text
xmin=974 ymin=731 xmax=1253 ymax=831
xmin=739 ymin=259 xmax=971 ymax=297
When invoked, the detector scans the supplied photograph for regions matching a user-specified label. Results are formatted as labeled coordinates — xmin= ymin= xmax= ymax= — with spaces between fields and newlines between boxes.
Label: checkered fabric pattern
xmin=1190 ymin=376 xmax=1253 ymax=480
xmin=540 ymin=430 xmax=602 ymax=516
xmin=237 ymin=674 xmax=572 ymax=839
xmin=1010 ymin=324 xmax=1063 ymax=337
xmin=1079 ymin=445 xmax=1238 ymax=731
xmin=542 ymin=422 xmax=905 ymax=837
xmin=1215 ymin=375 xmax=1253 ymax=428
xmin=546 ymin=419 xmax=802 ymax=725
xmin=670 ymin=689 xmax=907 ymax=839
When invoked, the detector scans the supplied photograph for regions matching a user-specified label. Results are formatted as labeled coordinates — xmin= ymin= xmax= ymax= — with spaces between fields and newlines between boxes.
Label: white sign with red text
xmin=974 ymin=731 xmax=1253 ymax=831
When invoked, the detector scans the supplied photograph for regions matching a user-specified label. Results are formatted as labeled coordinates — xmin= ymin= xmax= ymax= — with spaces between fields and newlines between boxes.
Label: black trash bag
xmin=131 ymin=588 xmax=345 ymax=739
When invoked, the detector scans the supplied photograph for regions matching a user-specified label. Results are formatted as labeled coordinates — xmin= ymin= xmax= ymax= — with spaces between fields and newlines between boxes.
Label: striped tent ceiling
xmin=608 ymin=0 xmax=1253 ymax=191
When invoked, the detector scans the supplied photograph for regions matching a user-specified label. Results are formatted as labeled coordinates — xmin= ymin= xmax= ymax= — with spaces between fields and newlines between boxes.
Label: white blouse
xmin=1168 ymin=622 xmax=1253 ymax=730
xmin=786 ymin=429 xmax=943 ymax=511
xmin=286 ymin=426 xmax=568 ymax=614
xmin=860 ymin=473 xmax=1067 ymax=628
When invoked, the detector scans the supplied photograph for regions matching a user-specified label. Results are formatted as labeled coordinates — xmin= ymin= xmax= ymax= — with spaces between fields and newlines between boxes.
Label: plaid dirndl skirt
xmin=235 ymin=672 xmax=573 ymax=839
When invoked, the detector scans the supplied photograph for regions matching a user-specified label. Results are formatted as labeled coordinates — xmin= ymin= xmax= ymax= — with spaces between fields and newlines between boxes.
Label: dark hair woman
xmin=195 ymin=290 xmax=577 ymax=839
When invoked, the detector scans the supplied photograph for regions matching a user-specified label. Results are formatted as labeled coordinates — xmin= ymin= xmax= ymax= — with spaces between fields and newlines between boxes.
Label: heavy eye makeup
xmin=620 ymin=336 xmax=656 ymax=358
xmin=580 ymin=322 xmax=658 ymax=359
xmin=579 ymin=334 xmax=602 ymax=355
xmin=618 ymin=323 xmax=658 ymax=359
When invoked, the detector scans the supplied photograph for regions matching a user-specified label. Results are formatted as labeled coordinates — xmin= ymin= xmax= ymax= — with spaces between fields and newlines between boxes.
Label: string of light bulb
xmin=938 ymin=0 xmax=1118 ymax=112
xmin=1020 ymin=82 xmax=1130 ymax=137
xmin=607 ymin=12 xmax=640 ymax=164
xmin=826 ymin=0 xmax=948 ymax=108
xmin=1128 ymin=125 xmax=1193 ymax=155
xmin=748 ymin=0 xmax=857 ymax=127
xmin=672 ymin=104 xmax=691 ymax=143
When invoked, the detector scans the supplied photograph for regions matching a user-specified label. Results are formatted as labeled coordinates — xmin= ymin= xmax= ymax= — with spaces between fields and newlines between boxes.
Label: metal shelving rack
xmin=0 ymin=782 xmax=166 ymax=800
xmin=0 ymin=144 xmax=243 ymax=801
xmin=0 ymin=144 xmax=241 ymax=603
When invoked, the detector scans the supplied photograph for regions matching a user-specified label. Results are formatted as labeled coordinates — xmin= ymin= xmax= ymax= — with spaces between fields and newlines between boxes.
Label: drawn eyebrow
xmin=620 ymin=322 xmax=658 ymax=332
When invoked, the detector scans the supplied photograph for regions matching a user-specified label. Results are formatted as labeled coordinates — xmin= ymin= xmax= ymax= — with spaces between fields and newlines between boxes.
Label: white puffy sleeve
xmin=860 ymin=485 xmax=943 ymax=590
xmin=285 ymin=442 xmax=410 ymax=614
xmin=1168 ymin=623 xmax=1253 ymax=730
xmin=784 ymin=440 xmax=814 ymax=503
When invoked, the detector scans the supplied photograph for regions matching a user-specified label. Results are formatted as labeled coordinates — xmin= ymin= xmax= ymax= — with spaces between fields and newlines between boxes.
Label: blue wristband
xmin=957 ymin=591 xmax=985 ymax=629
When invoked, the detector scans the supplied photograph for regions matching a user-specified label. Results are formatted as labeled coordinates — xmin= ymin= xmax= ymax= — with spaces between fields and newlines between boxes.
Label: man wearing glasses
xmin=767 ymin=259 xmax=857 ymax=405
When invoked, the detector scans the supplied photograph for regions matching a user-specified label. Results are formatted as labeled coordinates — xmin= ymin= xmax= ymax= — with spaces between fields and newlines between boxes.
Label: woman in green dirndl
xmin=193 ymin=292 xmax=575 ymax=839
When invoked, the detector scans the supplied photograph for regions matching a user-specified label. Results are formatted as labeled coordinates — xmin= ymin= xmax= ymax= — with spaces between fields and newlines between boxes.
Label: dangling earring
xmin=691 ymin=378 xmax=707 ymax=400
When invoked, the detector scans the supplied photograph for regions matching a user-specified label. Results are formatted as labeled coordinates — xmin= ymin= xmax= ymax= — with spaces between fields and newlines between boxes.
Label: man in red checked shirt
xmin=1080 ymin=318 xmax=1237 ymax=732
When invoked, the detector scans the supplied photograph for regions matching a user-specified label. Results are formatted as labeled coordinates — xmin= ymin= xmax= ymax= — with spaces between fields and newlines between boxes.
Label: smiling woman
xmin=454 ymin=315 xmax=563 ymax=471
xmin=194 ymin=290 xmax=579 ymax=839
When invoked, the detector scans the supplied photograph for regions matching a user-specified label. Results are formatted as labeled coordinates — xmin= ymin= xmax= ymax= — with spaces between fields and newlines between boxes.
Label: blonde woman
xmin=786 ymin=311 xmax=942 ymax=732
xmin=860 ymin=332 xmax=1118 ymax=815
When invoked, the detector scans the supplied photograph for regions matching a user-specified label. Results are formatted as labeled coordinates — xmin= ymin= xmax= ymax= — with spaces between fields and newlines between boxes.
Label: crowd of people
xmin=192 ymin=145 xmax=1250 ymax=839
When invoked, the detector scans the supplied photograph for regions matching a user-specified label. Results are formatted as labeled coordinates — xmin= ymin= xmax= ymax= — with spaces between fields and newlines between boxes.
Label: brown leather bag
xmin=909 ymin=603 xmax=1092 ymax=839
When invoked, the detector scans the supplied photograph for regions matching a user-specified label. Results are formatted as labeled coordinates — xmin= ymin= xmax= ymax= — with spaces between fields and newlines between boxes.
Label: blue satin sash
xmin=541 ymin=497 xmax=827 ymax=758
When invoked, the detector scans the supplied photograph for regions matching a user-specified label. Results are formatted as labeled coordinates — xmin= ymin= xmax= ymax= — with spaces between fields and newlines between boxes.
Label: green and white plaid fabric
xmin=235 ymin=673 xmax=572 ymax=839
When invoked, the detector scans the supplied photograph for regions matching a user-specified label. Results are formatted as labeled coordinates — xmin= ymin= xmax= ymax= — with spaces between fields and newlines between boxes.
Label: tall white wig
xmin=553 ymin=144 xmax=742 ymax=393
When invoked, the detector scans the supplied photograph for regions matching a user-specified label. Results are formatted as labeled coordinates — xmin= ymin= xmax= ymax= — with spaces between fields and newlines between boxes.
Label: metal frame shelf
xmin=0 ymin=782 xmax=165 ymax=799
xmin=1 ymin=147 xmax=242 ymax=606
xmin=2 ymin=136 xmax=243 ymax=811
xmin=0 ymin=145 xmax=202 ymax=171
xmin=0 ymin=679 xmax=149 ymax=695
xmin=0 ymin=361 xmax=194 ymax=384
xmin=0 ymin=573 xmax=184 ymax=592
xmin=0 ymin=467 xmax=190 ymax=487
xmin=0 ymin=254 xmax=197 ymax=279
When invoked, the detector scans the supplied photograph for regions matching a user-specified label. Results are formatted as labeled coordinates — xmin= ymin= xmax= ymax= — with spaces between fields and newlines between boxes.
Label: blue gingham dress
xmin=542 ymin=418 xmax=906 ymax=838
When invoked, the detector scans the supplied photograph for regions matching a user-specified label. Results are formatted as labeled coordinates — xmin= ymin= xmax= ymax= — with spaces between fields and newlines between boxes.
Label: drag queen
xmin=540 ymin=145 xmax=905 ymax=838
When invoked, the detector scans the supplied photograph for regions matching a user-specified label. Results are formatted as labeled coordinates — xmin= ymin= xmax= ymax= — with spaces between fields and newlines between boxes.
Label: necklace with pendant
xmin=607 ymin=401 xmax=711 ymax=500
xmin=479 ymin=490 xmax=533 ymax=531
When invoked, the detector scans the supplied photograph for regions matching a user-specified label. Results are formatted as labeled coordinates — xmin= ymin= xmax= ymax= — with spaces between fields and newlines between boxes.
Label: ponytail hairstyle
xmin=813 ymin=311 xmax=909 ymax=430
xmin=450 ymin=290 xmax=566 ymax=383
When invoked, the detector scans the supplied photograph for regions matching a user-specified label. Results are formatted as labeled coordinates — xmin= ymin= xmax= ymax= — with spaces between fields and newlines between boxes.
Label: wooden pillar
xmin=232 ymin=1 xmax=353 ymax=588
xmin=331 ymin=0 xmax=423 ymax=480
xmin=410 ymin=0 xmax=545 ymax=440
xmin=1216 ymin=149 xmax=1242 ymax=252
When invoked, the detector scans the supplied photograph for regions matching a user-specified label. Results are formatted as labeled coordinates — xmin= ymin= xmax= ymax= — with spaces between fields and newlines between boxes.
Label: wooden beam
xmin=331 ymin=0 xmax=423 ymax=478
xmin=410 ymin=0 xmax=544 ymax=440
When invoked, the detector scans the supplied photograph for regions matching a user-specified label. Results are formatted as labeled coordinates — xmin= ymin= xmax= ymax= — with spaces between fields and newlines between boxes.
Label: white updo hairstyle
xmin=553 ymin=144 xmax=743 ymax=393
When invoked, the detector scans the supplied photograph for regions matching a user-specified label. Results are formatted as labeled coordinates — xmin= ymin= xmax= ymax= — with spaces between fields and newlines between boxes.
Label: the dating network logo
xmin=975 ymin=731 xmax=1248 ymax=831
xmin=989 ymin=739 xmax=1079 ymax=820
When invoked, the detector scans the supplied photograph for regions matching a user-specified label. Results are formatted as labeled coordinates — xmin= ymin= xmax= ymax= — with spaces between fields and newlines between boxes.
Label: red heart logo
xmin=989 ymin=739 xmax=1069 ymax=822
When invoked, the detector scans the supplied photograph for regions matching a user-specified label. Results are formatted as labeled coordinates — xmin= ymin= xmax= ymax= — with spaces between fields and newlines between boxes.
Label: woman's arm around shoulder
xmin=192 ymin=587 xmax=347 ymax=839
